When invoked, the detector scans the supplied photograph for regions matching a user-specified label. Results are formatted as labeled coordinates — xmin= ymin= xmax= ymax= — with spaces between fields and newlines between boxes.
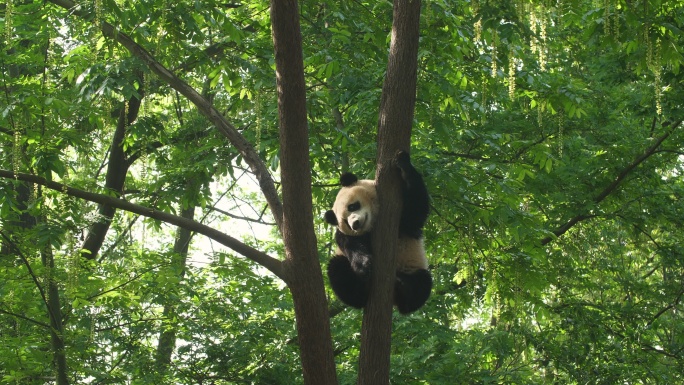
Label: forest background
xmin=1 ymin=0 xmax=683 ymax=384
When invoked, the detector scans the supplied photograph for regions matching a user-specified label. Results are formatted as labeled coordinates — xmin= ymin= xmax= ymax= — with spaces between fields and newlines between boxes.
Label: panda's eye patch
xmin=347 ymin=202 xmax=361 ymax=212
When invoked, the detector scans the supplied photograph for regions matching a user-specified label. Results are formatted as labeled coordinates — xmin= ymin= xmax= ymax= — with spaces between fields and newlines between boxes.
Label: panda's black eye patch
xmin=347 ymin=201 xmax=361 ymax=212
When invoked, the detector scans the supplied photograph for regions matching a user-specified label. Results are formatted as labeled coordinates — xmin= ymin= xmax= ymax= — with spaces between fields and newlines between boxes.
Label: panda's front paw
xmin=352 ymin=257 xmax=372 ymax=279
xmin=394 ymin=150 xmax=411 ymax=170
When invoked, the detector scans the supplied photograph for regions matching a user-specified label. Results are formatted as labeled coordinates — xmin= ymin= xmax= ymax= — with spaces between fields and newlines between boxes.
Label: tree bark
xmin=155 ymin=203 xmax=195 ymax=372
xmin=269 ymin=1 xmax=338 ymax=384
xmin=42 ymin=246 xmax=70 ymax=385
xmin=81 ymin=91 xmax=142 ymax=261
xmin=358 ymin=1 xmax=422 ymax=384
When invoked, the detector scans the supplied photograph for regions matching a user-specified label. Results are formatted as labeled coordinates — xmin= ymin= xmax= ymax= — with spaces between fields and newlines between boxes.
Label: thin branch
xmin=640 ymin=344 xmax=681 ymax=359
xmin=647 ymin=287 xmax=684 ymax=328
xmin=212 ymin=206 xmax=277 ymax=226
xmin=441 ymin=134 xmax=549 ymax=164
xmin=0 ymin=307 xmax=50 ymax=328
xmin=542 ymin=121 xmax=682 ymax=245
xmin=98 ymin=214 xmax=140 ymax=263
xmin=0 ymin=231 xmax=53 ymax=319
xmin=94 ymin=317 xmax=167 ymax=333
xmin=0 ymin=171 xmax=285 ymax=281
xmin=87 ymin=264 xmax=166 ymax=301
xmin=593 ymin=124 xmax=678 ymax=205
xmin=47 ymin=0 xmax=284 ymax=234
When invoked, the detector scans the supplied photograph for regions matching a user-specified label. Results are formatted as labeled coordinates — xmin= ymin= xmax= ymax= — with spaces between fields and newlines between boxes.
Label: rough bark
xmin=269 ymin=1 xmax=338 ymax=384
xmin=42 ymin=246 xmax=69 ymax=385
xmin=358 ymin=1 xmax=422 ymax=384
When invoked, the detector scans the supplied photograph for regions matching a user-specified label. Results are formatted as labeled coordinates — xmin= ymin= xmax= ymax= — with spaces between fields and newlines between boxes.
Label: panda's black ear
xmin=324 ymin=210 xmax=338 ymax=226
xmin=340 ymin=172 xmax=358 ymax=186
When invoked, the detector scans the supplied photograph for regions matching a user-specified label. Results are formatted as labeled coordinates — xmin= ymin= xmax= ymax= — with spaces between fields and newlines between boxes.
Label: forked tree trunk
xmin=358 ymin=1 xmax=422 ymax=384
xmin=81 ymin=91 xmax=142 ymax=261
xmin=269 ymin=1 xmax=338 ymax=384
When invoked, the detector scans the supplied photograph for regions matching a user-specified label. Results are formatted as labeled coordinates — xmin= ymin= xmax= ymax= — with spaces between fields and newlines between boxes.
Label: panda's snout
xmin=347 ymin=213 xmax=366 ymax=232
xmin=350 ymin=219 xmax=362 ymax=230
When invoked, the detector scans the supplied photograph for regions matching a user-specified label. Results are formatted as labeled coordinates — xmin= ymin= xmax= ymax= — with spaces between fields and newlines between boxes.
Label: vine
xmin=13 ymin=127 xmax=20 ymax=179
xmin=603 ymin=0 xmax=612 ymax=36
xmin=94 ymin=0 xmax=103 ymax=27
xmin=652 ymin=38 xmax=662 ymax=116
xmin=155 ymin=2 xmax=168 ymax=56
xmin=473 ymin=0 xmax=481 ymax=44
xmin=558 ymin=111 xmax=564 ymax=158
xmin=5 ymin=0 xmax=13 ymax=44
xmin=490 ymin=30 xmax=498 ymax=78
xmin=537 ymin=101 xmax=544 ymax=128
xmin=538 ymin=8 xmax=547 ymax=71
xmin=255 ymin=91 xmax=263 ymax=151
xmin=508 ymin=50 xmax=516 ymax=100
xmin=613 ymin=0 xmax=620 ymax=40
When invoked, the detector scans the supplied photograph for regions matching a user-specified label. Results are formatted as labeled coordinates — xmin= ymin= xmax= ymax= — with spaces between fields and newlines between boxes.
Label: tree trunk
xmin=42 ymin=246 xmax=69 ymax=385
xmin=155 ymin=204 xmax=196 ymax=371
xmin=5 ymin=183 xmax=70 ymax=383
xmin=81 ymin=91 xmax=142 ymax=261
xmin=269 ymin=1 xmax=338 ymax=384
xmin=358 ymin=1 xmax=422 ymax=384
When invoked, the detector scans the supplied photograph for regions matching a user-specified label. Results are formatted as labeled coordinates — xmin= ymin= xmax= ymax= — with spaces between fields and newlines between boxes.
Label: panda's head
xmin=324 ymin=172 xmax=378 ymax=236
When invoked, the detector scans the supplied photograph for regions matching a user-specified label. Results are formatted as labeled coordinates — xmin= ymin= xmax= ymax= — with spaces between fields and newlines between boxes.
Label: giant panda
xmin=324 ymin=151 xmax=432 ymax=314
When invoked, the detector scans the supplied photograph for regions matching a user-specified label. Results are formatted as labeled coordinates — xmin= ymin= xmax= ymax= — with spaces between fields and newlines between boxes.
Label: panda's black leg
xmin=327 ymin=255 xmax=369 ymax=309
xmin=395 ymin=151 xmax=430 ymax=238
xmin=394 ymin=269 xmax=432 ymax=314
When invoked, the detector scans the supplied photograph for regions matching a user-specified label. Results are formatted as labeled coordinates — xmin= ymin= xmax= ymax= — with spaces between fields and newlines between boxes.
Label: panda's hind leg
xmin=327 ymin=255 xmax=369 ymax=309
xmin=394 ymin=269 xmax=432 ymax=314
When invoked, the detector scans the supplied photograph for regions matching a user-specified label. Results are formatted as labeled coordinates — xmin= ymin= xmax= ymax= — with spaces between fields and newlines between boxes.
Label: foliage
xmin=1 ymin=0 xmax=683 ymax=384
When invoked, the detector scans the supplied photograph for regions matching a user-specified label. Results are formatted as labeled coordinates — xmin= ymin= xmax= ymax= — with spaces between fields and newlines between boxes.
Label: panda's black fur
xmin=324 ymin=151 xmax=432 ymax=314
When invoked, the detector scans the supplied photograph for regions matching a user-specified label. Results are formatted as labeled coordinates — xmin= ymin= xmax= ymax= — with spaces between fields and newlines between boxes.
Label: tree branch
xmin=81 ymin=87 xmax=143 ymax=261
xmin=87 ymin=264 xmax=164 ymax=301
xmin=647 ymin=286 xmax=684 ymax=328
xmin=47 ymin=0 xmax=284 ymax=234
xmin=212 ymin=206 xmax=277 ymax=226
xmin=0 ymin=231 xmax=53 ymax=319
xmin=0 ymin=307 xmax=51 ymax=329
xmin=593 ymin=122 xmax=679 ymax=205
xmin=542 ymin=120 xmax=682 ymax=245
xmin=0 ymin=171 xmax=285 ymax=281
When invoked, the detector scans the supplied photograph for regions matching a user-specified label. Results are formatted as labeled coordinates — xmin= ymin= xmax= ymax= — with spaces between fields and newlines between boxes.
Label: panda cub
xmin=324 ymin=151 xmax=432 ymax=314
